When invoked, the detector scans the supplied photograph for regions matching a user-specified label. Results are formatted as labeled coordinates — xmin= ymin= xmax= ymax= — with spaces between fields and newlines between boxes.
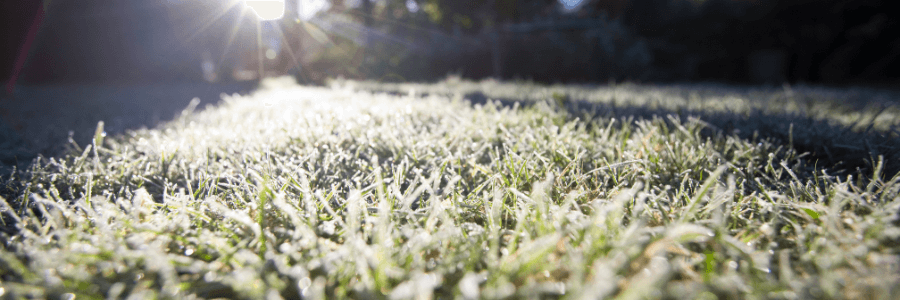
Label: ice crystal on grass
xmin=1 ymin=78 xmax=899 ymax=298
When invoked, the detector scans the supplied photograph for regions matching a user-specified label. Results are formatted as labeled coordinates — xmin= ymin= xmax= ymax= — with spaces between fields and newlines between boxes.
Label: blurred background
xmin=1 ymin=0 xmax=899 ymax=172
xmin=2 ymin=0 xmax=899 ymax=86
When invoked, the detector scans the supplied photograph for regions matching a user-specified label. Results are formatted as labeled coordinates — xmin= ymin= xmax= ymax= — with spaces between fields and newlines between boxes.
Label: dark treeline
xmin=2 ymin=0 xmax=897 ymax=86
xmin=327 ymin=0 xmax=899 ymax=85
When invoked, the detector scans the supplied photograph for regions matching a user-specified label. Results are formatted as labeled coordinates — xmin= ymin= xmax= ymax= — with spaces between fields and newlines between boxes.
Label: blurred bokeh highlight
xmin=2 ymin=0 xmax=898 ymax=87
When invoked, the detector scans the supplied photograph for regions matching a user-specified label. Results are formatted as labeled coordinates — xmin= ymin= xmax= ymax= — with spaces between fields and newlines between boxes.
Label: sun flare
xmin=244 ymin=0 xmax=286 ymax=21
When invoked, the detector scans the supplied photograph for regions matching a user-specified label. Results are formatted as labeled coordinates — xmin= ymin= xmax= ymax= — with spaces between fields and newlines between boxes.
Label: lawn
xmin=1 ymin=77 xmax=899 ymax=299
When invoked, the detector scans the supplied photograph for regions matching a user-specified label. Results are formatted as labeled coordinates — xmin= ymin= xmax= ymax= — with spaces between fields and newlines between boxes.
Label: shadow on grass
xmin=457 ymin=90 xmax=900 ymax=180
xmin=0 ymin=81 xmax=259 ymax=175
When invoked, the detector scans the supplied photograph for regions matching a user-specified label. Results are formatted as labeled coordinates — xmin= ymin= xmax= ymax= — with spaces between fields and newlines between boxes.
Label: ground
xmin=0 ymin=77 xmax=899 ymax=299
xmin=0 ymin=82 xmax=258 ymax=174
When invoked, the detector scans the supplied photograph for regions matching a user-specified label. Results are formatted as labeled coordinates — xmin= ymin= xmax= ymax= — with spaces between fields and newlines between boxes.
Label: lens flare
xmin=244 ymin=0 xmax=286 ymax=20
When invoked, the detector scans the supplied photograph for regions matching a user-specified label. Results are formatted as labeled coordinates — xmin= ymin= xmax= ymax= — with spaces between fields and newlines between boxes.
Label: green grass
xmin=1 ymin=77 xmax=899 ymax=299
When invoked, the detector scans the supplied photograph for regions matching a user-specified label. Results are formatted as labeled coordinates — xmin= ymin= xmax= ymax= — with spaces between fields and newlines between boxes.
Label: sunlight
xmin=244 ymin=0 xmax=285 ymax=20
xmin=266 ymin=23 xmax=304 ymax=73
xmin=184 ymin=0 xmax=247 ymax=43
xmin=298 ymin=0 xmax=331 ymax=21
xmin=166 ymin=0 xmax=334 ymax=81
xmin=218 ymin=7 xmax=249 ymax=69
xmin=242 ymin=0 xmax=330 ymax=21
xmin=256 ymin=20 xmax=265 ymax=78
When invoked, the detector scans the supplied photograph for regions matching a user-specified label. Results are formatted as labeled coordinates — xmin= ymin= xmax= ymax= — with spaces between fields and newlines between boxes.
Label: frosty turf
xmin=1 ymin=78 xmax=898 ymax=299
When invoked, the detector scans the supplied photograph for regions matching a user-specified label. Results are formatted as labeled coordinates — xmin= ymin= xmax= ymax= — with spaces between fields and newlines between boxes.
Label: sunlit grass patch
xmin=1 ymin=78 xmax=899 ymax=299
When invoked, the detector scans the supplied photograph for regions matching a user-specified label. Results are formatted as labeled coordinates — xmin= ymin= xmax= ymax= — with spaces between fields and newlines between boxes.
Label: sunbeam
xmin=171 ymin=0 xmax=431 ymax=81
xmin=256 ymin=20 xmax=265 ymax=79
xmin=267 ymin=22 xmax=304 ymax=78
xmin=182 ymin=0 xmax=247 ymax=45
xmin=217 ymin=5 xmax=250 ymax=77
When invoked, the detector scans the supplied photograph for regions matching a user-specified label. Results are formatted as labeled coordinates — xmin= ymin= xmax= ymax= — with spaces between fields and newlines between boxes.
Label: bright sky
xmin=242 ymin=0 xmax=331 ymax=21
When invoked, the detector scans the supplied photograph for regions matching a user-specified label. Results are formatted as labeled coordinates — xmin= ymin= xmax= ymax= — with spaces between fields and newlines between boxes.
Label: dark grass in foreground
xmin=1 ymin=78 xmax=899 ymax=299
